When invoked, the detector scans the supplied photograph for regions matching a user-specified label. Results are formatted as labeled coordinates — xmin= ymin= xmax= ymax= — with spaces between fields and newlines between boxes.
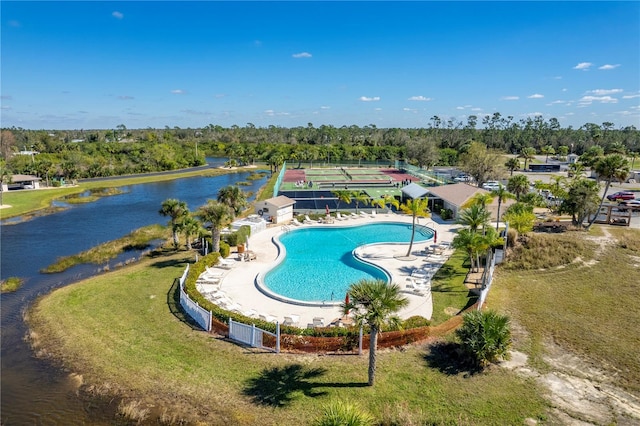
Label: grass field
xmin=29 ymin=250 xmax=547 ymax=425
xmin=488 ymin=227 xmax=640 ymax=394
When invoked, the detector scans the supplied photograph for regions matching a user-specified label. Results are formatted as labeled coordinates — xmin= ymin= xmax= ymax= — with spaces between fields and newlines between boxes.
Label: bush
xmin=440 ymin=208 xmax=453 ymax=220
xmin=312 ymin=400 xmax=374 ymax=426
xmin=403 ymin=315 xmax=430 ymax=328
xmin=456 ymin=310 xmax=511 ymax=368
xmin=219 ymin=241 xmax=230 ymax=258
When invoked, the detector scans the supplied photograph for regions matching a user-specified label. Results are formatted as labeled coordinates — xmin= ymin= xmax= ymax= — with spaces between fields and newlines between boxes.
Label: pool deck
xmin=207 ymin=213 xmax=459 ymax=329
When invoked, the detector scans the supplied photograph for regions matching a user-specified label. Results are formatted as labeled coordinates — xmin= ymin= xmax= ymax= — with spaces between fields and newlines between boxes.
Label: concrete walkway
xmin=202 ymin=213 xmax=460 ymax=328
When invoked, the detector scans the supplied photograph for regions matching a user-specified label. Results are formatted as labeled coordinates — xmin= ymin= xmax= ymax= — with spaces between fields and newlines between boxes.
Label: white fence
xmin=229 ymin=318 xmax=280 ymax=353
xmin=178 ymin=265 xmax=212 ymax=332
xmin=477 ymin=252 xmax=497 ymax=309
xmin=178 ymin=265 xmax=281 ymax=353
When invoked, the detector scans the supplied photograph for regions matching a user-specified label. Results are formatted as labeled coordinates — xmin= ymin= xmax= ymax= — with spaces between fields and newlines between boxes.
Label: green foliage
xmin=403 ymin=315 xmax=431 ymax=328
xmin=1 ymin=277 xmax=24 ymax=293
xmin=218 ymin=241 xmax=230 ymax=258
xmin=502 ymin=233 xmax=596 ymax=270
xmin=439 ymin=208 xmax=453 ymax=220
xmin=312 ymin=400 xmax=375 ymax=426
xmin=456 ymin=310 xmax=511 ymax=368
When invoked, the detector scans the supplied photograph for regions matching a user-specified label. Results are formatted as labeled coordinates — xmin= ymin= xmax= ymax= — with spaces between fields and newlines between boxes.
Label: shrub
xmin=456 ymin=309 xmax=511 ymax=368
xmin=403 ymin=315 xmax=430 ymax=328
xmin=312 ymin=400 xmax=375 ymax=426
xmin=219 ymin=241 xmax=230 ymax=258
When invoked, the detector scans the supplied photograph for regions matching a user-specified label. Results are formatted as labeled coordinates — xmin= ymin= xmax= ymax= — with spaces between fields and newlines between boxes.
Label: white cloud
xmin=578 ymin=95 xmax=619 ymax=105
xmin=403 ymin=108 xmax=418 ymax=112
xmin=171 ymin=89 xmax=185 ymax=95
xmin=374 ymin=108 xmax=382 ymax=111
xmin=573 ymin=62 xmax=593 ymax=70
xmin=264 ymin=109 xmax=290 ymax=116
xmin=549 ymin=100 xmax=566 ymax=105
xmin=320 ymin=106 xmax=330 ymax=109
xmin=456 ymin=106 xmax=465 ymax=110
xmin=587 ymin=89 xmax=623 ymax=96
xmin=598 ymin=64 xmax=620 ymax=70
xmin=407 ymin=96 xmax=432 ymax=101
xmin=623 ymin=94 xmax=640 ymax=99
xmin=528 ymin=94 xmax=544 ymax=99
xmin=500 ymin=96 xmax=519 ymax=101
xmin=182 ymin=109 xmax=210 ymax=116
xmin=214 ymin=94 xmax=226 ymax=98
xmin=359 ymin=96 xmax=380 ymax=102
xmin=292 ymin=52 xmax=312 ymax=58
xmin=553 ymin=76 xmax=562 ymax=80
xmin=112 ymin=11 xmax=124 ymax=19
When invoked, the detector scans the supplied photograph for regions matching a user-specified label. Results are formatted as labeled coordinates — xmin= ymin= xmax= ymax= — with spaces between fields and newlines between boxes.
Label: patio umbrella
xmin=325 ymin=204 xmax=330 ymax=215
xmin=345 ymin=293 xmax=350 ymax=314
xmin=433 ymin=230 xmax=437 ymax=244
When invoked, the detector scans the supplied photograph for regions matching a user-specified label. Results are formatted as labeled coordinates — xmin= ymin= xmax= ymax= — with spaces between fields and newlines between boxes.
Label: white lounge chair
xmin=312 ymin=317 xmax=325 ymax=327
xmin=292 ymin=218 xmax=303 ymax=226
xmin=205 ymin=267 xmax=225 ymax=277
xmin=217 ymin=258 xmax=236 ymax=269
xmin=336 ymin=212 xmax=346 ymax=221
xmin=259 ymin=314 xmax=278 ymax=323
xmin=350 ymin=212 xmax=359 ymax=219
xmin=360 ymin=211 xmax=369 ymax=219
xmin=371 ymin=210 xmax=377 ymax=218
xmin=242 ymin=309 xmax=258 ymax=319
xmin=283 ymin=314 xmax=300 ymax=326
xmin=303 ymin=215 xmax=316 ymax=224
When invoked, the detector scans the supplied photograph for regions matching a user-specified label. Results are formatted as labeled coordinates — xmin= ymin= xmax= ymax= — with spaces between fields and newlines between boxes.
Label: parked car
xmin=606 ymin=191 xmax=636 ymax=201
xmin=454 ymin=174 xmax=472 ymax=182
xmin=482 ymin=181 xmax=501 ymax=191
xmin=618 ymin=199 xmax=640 ymax=211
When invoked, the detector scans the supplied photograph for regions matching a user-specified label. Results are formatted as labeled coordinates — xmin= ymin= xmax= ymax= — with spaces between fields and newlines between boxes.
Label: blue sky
xmin=2 ymin=1 xmax=639 ymax=130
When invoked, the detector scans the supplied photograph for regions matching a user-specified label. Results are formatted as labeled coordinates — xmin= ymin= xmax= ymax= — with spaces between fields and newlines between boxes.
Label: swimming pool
xmin=259 ymin=222 xmax=434 ymax=305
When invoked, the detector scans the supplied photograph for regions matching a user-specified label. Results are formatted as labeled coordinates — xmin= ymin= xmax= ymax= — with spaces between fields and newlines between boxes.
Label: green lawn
xmin=29 ymin=251 xmax=547 ymax=425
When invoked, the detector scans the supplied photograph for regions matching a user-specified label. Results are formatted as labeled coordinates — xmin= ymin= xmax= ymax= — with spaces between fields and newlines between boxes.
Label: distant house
xmin=3 ymin=174 xmax=42 ymax=191
xmin=254 ymin=195 xmax=296 ymax=224
xmin=426 ymin=183 xmax=515 ymax=221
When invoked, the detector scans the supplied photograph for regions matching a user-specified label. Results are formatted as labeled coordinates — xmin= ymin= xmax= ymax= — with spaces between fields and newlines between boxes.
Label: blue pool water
xmin=263 ymin=222 xmax=434 ymax=303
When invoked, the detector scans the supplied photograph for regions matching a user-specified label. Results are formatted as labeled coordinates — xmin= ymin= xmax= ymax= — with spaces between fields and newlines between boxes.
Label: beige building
xmin=426 ymin=183 xmax=515 ymax=221
xmin=254 ymin=195 xmax=296 ymax=224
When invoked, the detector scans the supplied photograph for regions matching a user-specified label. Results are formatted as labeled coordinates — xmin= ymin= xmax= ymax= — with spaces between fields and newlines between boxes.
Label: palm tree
xmin=504 ymin=157 xmax=520 ymax=176
xmin=217 ymin=185 xmax=247 ymax=216
xmin=176 ymin=215 xmax=202 ymax=250
xmin=541 ymin=144 xmax=555 ymax=163
xmin=490 ymin=184 xmax=515 ymax=230
xmin=519 ymin=147 xmax=536 ymax=170
xmin=0 ymin=159 xmax=12 ymax=207
xmin=398 ymin=197 xmax=430 ymax=257
xmin=331 ymin=189 xmax=352 ymax=213
xmin=371 ymin=194 xmax=400 ymax=213
xmin=457 ymin=204 xmax=491 ymax=233
xmin=568 ymin=162 xmax=585 ymax=179
xmin=456 ymin=310 xmax=511 ymax=368
xmin=462 ymin=191 xmax=494 ymax=209
xmin=586 ymin=154 xmax=630 ymax=229
xmin=351 ymin=191 xmax=370 ymax=214
xmin=159 ymin=198 xmax=189 ymax=248
xmin=452 ymin=228 xmax=484 ymax=272
xmin=342 ymin=279 xmax=409 ymax=386
xmin=196 ymin=200 xmax=234 ymax=253
xmin=507 ymin=174 xmax=530 ymax=201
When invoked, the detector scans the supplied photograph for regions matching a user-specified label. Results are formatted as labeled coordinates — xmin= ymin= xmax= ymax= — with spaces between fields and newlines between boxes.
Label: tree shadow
xmin=166 ymin=278 xmax=204 ymax=331
xmin=150 ymin=257 xmax=193 ymax=269
xmin=243 ymin=364 xmax=367 ymax=407
xmin=422 ymin=341 xmax=481 ymax=377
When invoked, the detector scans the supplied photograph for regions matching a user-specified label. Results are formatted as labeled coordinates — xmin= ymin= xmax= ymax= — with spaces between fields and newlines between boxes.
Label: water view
xmin=0 ymin=166 xmax=266 ymax=425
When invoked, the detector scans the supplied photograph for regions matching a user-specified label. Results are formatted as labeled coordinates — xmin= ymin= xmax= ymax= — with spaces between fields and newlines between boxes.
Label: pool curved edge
xmin=255 ymin=223 xmax=432 ymax=307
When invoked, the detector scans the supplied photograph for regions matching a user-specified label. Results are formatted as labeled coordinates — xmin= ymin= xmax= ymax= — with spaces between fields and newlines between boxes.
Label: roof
xmin=11 ymin=174 xmax=42 ymax=182
xmin=426 ymin=183 xmax=487 ymax=207
xmin=401 ymin=182 xmax=429 ymax=199
xmin=264 ymin=195 xmax=296 ymax=208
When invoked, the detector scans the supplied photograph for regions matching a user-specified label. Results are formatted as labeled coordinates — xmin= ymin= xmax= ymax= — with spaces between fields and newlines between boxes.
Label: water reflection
xmin=1 ymin=167 xmax=267 ymax=425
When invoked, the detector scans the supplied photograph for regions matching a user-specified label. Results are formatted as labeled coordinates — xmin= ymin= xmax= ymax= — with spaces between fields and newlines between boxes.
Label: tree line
xmin=1 ymin=115 xmax=638 ymax=182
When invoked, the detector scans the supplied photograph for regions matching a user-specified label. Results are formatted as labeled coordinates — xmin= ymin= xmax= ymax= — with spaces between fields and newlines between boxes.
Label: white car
xmin=482 ymin=181 xmax=501 ymax=191
xmin=454 ymin=174 xmax=471 ymax=182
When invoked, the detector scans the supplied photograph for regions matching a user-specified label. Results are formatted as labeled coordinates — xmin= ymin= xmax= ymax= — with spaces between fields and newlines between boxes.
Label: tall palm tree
xmin=457 ymin=204 xmax=491 ymax=233
xmin=507 ymin=174 xmax=529 ymax=201
xmin=586 ymin=154 xmax=630 ymax=229
xmin=504 ymin=157 xmax=520 ymax=176
xmin=342 ymin=279 xmax=409 ymax=386
xmin=217 ymin=185 xmax=247 ymax=216
xmin=351 ymin=191 xmax=370 ymax=214
xmin=519 ymin=147 xmax=536 ymax=170
xmin=196 ymin=200 xmax=234 ymax=253
xmin=490 ymin=184 xmax=515 ymax=230
xmin=176 ymin=215 xmax=202 ymax=250
xmin=371 ymin=194 xmax=400 ymax=213
xmin=452 ymin=228 xmax=484 ymax=272
xmin=331 ymin=189 xmax=353 ymax=213
xmin=399 ymin=197 xmax=430 ymax=257
xmin=159 ymin=198 xmax=189 ymax=247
